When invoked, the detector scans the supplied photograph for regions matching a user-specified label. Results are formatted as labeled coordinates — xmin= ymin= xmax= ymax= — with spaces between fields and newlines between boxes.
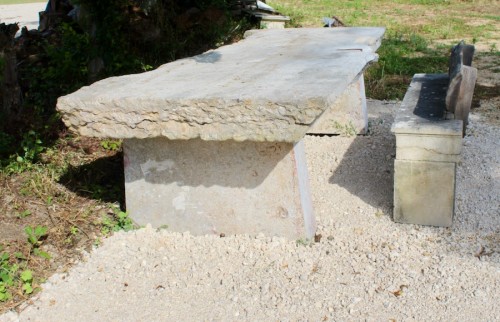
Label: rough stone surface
xmin=124 ymin=138 xmax=315 ymax=239
xmin=308 ymin=75 xmax=368 ymax=135
xmin=394 ymin=160 xmax=455 ymax=227
xmin=57 ymin=27 xmax=385 ymax=142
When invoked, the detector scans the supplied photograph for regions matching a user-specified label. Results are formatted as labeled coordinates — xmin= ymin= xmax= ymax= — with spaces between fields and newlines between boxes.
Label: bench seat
xmin=392 ymin=74 xmax=463 ymax=227
xmin=391 ymin=41 xmax=477 ymax=227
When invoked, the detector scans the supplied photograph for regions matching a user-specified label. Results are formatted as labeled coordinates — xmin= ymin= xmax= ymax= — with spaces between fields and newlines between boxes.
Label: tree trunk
xmin=0 ymin=23 xmax=21 ymax=123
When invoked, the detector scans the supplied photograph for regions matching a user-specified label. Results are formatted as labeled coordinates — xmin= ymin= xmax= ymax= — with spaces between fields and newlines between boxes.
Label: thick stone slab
xmin=57 ymin=27 xmax=385 ymax=142
xmin=394 ymin=160 xmax=455 ymax=227
xmin=307 ymin=75 xmax=368 ymax=135
xmin=124 ymin=138 xmax=315 ymax=239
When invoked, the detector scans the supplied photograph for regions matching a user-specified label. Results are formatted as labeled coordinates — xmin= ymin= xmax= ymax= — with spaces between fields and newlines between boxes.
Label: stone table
xmin=58 ymin=27 xmax=385 ymax=239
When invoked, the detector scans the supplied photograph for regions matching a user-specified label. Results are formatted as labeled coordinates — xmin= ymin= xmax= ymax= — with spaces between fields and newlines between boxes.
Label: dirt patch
xmin=0 ymin=136 xmax=125 ymax=313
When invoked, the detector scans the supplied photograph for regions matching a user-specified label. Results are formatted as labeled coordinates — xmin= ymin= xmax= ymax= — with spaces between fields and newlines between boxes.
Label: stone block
xmin=307 ymin=75 xmax=368 ymax=135
xmin=259 ymin=14 xmax=289 ymax=29
xmin=124 ymin=138 xmax=315 ymax=239
xmin=393 ymin=160 xmax=455 ymax=227
xmin=395 ymin=133 xmax=462 ymax=163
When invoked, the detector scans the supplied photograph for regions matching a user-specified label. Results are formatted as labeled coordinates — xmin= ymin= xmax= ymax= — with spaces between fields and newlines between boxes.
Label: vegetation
xmin=0 ymin=0 xmax=499 ymax=313
xmin=269 ymin=0 xmax=499 ymax=98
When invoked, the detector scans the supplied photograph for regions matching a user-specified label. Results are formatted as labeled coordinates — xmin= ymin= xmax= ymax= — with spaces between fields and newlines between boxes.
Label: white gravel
xmin=1 ymin=100 xmax=499 ymax=321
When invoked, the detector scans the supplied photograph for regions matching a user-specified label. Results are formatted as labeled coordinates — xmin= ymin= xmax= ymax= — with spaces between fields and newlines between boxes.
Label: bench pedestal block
xmin=123 ymin=138 xmax=315 ymax=239
xmin=394 ymin=160 xmax=455 ymax=227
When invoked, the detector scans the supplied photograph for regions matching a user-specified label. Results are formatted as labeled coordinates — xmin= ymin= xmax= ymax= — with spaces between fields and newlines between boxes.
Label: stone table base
xmin=123 ymin=138 xmax=315 ymax=239
xmin=308 ymin=75 xmax=368 ymax=135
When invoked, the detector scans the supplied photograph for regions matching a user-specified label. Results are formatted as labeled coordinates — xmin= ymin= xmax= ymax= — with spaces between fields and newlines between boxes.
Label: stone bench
xmin=57 ymin=27 xmax=385 ymax=239
xmin=391 ymin=41 xmax=477 ymax=227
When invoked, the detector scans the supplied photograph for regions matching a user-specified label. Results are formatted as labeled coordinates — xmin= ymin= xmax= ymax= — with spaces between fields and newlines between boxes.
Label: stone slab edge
xmin=57 ymin=27 xmax=385 ymax=142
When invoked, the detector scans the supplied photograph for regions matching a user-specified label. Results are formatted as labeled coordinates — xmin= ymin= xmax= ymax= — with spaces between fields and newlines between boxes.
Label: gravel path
xmin=1 ymin=100 xmax=499 ymax=321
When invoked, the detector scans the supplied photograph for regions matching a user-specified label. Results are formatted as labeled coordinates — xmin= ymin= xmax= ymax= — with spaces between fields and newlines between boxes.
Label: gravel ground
xmin=1 ymin=100 xmax=499 ymax=321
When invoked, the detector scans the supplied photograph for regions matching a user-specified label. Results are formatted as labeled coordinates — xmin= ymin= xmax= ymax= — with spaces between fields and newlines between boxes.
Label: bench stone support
xmin=394 ymin=160 xmax=456 ymax=227
xmin=392 ymin=74 xmax=463 ymax=227
xmin=308 ymin=75 xmax=368 ymax=135
xmin=124 ymin=138 xmax=315 ymax=239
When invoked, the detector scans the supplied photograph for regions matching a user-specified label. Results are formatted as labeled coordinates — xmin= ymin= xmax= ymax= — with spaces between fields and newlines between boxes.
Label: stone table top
xmin=57 ymin=27 xmax=385 ymax=142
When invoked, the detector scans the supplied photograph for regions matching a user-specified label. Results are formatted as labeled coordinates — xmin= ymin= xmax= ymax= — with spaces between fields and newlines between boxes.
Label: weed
xmin=1 ymin=130 xmax=46 ymax=174
xmin=25 ymin=226 xmax=51 ymax=259
xmin=100 ymin=140 xmax=122 ymax=151
xmin=101 ymin=205 xmax=135 ymax=235
xmin=296 ymin=238 xmax=313 ymax=247
xmin=156 ymin=224 xmax=169 ymax=232
xmin=20 ymin=270 xmax=34 ymax=295
xmin=333 ymin=121 xmax=357 ymax=137
xmin=0 ymin=249 xmax=37 ymax=301
xmin=16 ymin=210 xmax=32 ymax=219
xmin=65 ymin=226 xmax=80 ymax=244
xmin=0 ymin=252 xmax=14 ymax=302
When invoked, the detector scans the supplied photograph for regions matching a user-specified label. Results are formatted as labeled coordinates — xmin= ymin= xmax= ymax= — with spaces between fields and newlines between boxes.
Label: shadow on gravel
xmin=329 ymin=112 xmax=396 ymax=216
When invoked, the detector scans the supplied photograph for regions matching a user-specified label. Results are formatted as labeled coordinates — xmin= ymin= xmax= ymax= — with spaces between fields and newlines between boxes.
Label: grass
xmin=0 ymin=0 xmax=45 ymax=4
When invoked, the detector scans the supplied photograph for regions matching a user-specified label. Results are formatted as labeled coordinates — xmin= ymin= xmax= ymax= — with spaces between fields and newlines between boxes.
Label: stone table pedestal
xmin=124 ymin=139 xmax=314 ymax=239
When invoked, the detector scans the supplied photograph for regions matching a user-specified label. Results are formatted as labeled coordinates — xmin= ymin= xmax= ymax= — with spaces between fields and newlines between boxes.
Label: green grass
xmin=0 ymin=0 xmax=45 ymax=4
